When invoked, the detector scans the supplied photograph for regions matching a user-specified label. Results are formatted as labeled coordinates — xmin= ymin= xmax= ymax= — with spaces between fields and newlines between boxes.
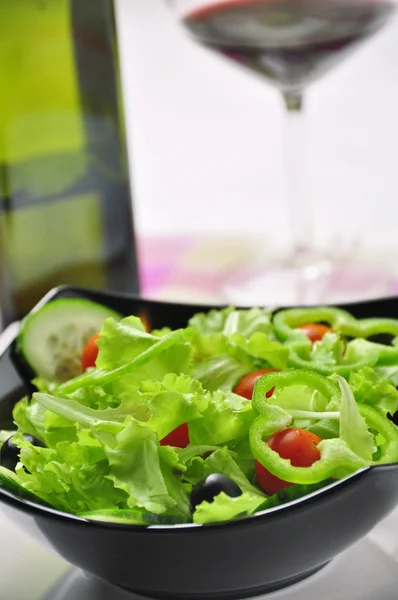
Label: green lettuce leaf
xmin=13 ymin=395 xmax=79 ymax=447
xmin=189 ymin=307 xmax=235 ymax=335
xmin=96 ymin=317 xmax=192 ymax=383
xmin=189 ymin=307 xmax=273 ymax=338
xmin=202 ymin=447 xmax=263 ymax=498
xmin=376 ymin=366 xmax=398 ymax=387
xmin=178 ymin=445 xmax=221 ymax=485
xmin=179 ymin=445 xmax=220 ymax=464
xmin=13 ymin=396 xmax=47 ymax=441
xmin=268 ymin=385 xmax=329 ymax=413
xmin=337 ymin=376 xmax=376 ymax=461
xmin=68 ymin=385 xmax=120 ymax=410
xmin=30 ymin=392 xmax=195 ymax=517
xmin=192 ymin=354 xmax=251 ymax=393
xmin=35 ymin=373 xmax=207 ymax=442
xmin=350 ymin=367 xmax=398 ymax=418
xmin=193 ymin=491 xmax=264 ymax=524
xmin=15 ymin=431 xmax=127 ymax=513
xmin=188 ymin=308 xmax=287 ymax=395
xmin=189 ymin=390 xmax=254 ymax=446
xmin=182 ymin=456 xmax=206 ymax=486
xmin=305 ymin=418 xmax=340 ymax=440
xmin=137 ymin=374 xmax=207 ymax=439
xmin=343 ymin=339 xmax=380 ymax=369
xmin=34 ymin=393 xmax=121 ymax=429
xmin=97 ymin=419 xmax=190 ymax=517
xmin=317 ymin=437 xmax=368 ymax=478
xmin=232 ymin=332 xmax=289 ymax=370
xmin=96 ymin=316 xmax=158 ymax=370
xmin=15 ymin=409 xmax=191 ymax=519
xmin=311 ymin=333 xmax=346 ymax=366
xmin=189 ymin=331 xmax=230 ymax=363
xmin=226 ymin=437 xmax=256 ymax=479
xmin=59 ymin=329 xmax=190 ymax=394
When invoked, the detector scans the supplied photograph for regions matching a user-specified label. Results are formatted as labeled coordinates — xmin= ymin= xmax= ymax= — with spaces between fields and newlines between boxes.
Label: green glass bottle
xmin=0 ymin=0 xmax=139 ymax=327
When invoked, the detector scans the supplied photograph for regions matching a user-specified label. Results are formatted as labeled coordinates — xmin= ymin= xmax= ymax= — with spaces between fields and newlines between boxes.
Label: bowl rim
xmin=0 ymin=466 xmax=383 ymax=532
xmin=22 ymin=284 xmax=398 ymax=314
xmin=1 ymin=285 xmax=398 ymax=533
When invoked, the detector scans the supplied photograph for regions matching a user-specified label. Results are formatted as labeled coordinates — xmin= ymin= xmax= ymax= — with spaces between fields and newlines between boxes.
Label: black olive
xmin=0 ymin=435 xmax=44 ymax=472
xmin=190 ymin=474 xmax=242 ymax=513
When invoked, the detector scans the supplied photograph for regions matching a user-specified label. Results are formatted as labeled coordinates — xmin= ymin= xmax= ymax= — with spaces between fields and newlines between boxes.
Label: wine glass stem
xmin=283 ymin=92 xmax=311 ymax=263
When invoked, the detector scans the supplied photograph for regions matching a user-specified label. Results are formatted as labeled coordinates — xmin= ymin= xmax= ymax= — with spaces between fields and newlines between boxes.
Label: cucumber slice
xmin=0 ymin=466 xmax=51 ymax=507
xmin=18 ymin=299 xmax=122 ymax=382
xmin=79 ymin=509 xmax=186 ymax=525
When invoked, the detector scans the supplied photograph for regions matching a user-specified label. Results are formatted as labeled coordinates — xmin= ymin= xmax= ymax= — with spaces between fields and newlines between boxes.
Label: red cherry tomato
xmin=234 ymin=369 xmax=280 ymax=400
xmin=298 ymin=323 xmax=333 ymax=344
xmin=81 ymin=333 xmax=101 ymax=371
xmin=160 ymin=423 xmax=190 ymax=449
xmin=255 ymin=428 xmax=322 ymax=496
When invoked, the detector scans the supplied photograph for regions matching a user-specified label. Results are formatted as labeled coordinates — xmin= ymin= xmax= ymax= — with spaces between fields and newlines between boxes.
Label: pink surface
xmin=137 ymin=236 xmax=196 ymax=293
xmin=137 ymin=236 xmax=398 ymax=304
xmin=137 ymin=236 xmax=248 ymax=300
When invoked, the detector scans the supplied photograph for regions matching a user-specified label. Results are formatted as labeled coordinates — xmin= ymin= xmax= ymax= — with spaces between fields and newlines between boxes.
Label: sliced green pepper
xmin=273 ymin=308 xmax=398 ymax=374
xmin=287 ymin=343 xmax=380 ymax=377
xmin=273 ymin=307 xmax=359 ymax=344
xmin=353 ymin=319 xmax=398 ymax=366
xmin=249 ymin=369 xmax=398 ymax=486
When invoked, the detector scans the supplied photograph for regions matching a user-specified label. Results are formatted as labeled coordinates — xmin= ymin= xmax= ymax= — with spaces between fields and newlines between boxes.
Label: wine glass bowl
xmin=172 ymin=0 xmax=395 ymax=98
xmin=166 ymin=0 xmax=397 ymax=305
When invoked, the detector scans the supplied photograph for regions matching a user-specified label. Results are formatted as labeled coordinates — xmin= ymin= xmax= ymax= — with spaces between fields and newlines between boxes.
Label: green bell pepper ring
xmin=249 ymin=369 xmax=398 ymax=486
xmin=358 ymin=318 xmax=398 ymax=338
xmin=250 ymin=368 xmax=339 ymax=414
xmin=287 ymin=322 xmax=398 ymax=374
xmin=350 ymin=319 xmax=398 ymax=366
xmin=249 ymin=369 xmax=361 ymax=485
xmin=286 ymin=343 xmax=380 ymax=377
xmin=273 ymin=307 xmax=359 ymax=345
xmin=274 ymin=308 xmax=398 ymax=368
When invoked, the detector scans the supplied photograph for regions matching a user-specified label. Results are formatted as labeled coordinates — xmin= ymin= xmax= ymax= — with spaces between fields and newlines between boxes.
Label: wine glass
xmin=165 ymin=0 xmax=396 ymax=305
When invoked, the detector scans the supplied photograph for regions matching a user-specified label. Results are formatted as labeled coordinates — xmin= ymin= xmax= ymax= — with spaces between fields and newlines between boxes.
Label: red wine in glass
xmin=183 ymin=0 xmax=395 ymax=93
xmin=169 ymin=0 xmax=396 ymax=304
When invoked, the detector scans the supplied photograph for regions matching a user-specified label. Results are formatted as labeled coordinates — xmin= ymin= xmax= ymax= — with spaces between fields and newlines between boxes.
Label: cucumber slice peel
xmin=0 ymin=466 xmax=51 ymax=507
xmin=79 ymin=509 xmax=186 ymax=525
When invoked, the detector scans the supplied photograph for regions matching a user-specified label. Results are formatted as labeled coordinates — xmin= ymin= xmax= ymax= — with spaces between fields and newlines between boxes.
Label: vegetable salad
xmin=1 ymin=300 xmax=397 ymax=526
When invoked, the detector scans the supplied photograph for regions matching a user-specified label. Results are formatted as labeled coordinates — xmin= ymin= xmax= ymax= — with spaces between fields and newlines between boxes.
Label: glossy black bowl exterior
xmin=0 ymin=286 xmax=397 ymax=599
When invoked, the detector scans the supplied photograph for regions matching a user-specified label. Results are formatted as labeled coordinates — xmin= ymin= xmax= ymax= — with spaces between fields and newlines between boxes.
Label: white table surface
xmin=116 ymin=0 xmax=398 ymax=255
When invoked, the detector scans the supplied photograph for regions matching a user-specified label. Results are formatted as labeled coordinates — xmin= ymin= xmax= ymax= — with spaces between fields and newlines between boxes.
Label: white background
xmin=116 ymin=0 xmax=398 ymax=253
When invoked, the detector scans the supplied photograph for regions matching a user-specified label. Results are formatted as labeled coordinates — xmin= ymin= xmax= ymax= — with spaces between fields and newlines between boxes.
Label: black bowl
xmin=0 ymin=286 xmax=398 ymax=599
